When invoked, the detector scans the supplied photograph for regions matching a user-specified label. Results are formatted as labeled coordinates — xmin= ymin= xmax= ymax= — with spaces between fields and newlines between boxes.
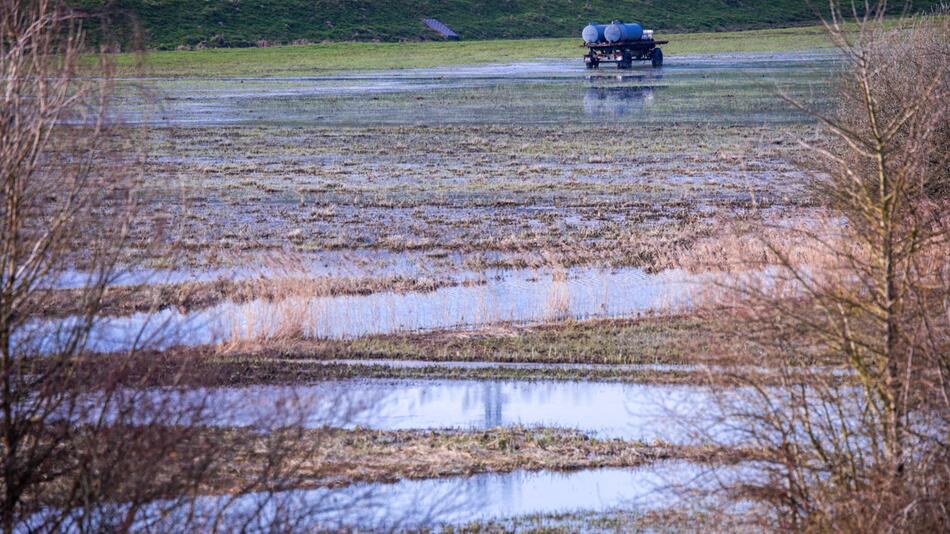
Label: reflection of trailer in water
xmin=584 ymin=39 xmax=667 ymax=69
xmin=583 ymin=86 xmax=656 ymax=117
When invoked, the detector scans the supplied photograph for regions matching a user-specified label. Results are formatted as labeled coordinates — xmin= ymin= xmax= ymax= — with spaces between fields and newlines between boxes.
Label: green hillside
xmin=75 ymin=0 xmax=943 ymax=50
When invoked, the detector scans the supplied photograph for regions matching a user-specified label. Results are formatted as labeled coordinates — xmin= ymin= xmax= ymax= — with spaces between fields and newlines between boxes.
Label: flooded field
xmin=101 ymin=50 xmax=833 ymax=275
xmin=16 ymin=0 xmax=950 ymax=525
xmin=34 ymin=50 xmax=841 ymax=531
xmin=124 ymin=51 xmax=835 ymax=126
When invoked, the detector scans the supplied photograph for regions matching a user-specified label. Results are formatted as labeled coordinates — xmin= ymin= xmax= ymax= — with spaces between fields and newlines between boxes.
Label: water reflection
xmin=181 ymin=462 xmax=736 ymax=531
xmin=152 ymin=379 xmax=726 ymax=442
xmin=112 ymin=51 xmax=837 ymax=127
xmin=583 ymin=86 xmax=659 ymax=117
xmin=483 ymin=381 xmax=503 ymax=427
xmin=40 ymin=463 xmax=732 ymax=531
xmin=584 ymin=72 xmax=665 ymax=83
xmin=282 ymin=464 xmax=697 ymax=530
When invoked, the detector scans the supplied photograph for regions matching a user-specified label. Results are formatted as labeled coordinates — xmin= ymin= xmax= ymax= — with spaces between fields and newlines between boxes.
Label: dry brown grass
xmin=34 ymin=273 xmax=456 ymax=318
xmin=668 ymin=212 xmax=851 ymax=274
xmin=210 ymin=313 xmax=733 ymax=366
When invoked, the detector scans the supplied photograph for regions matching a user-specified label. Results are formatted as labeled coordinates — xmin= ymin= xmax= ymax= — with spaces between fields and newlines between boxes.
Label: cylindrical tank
xmin=605 ymin=21 xmax=643 ymax=43
xmin=582 ymin=23 xmax=607 ymax=44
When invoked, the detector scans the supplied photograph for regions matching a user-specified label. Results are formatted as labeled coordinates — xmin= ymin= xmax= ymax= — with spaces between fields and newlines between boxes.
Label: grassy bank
xmin=76 ymin=0 xmax=941 ymax=49
xmin=125 ymin=315 xmax=728 ymax=370
xmin=221 ymin=426 xmax=729 ymax=491
xmin=117 ymin=25 xmax=839 ymax=77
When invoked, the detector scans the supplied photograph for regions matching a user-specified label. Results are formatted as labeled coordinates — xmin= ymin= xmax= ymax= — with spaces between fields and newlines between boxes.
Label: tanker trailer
xmin=582 ymin=23 xmax=608 ymax=44
xmin=583 ymin=20 xmax=666 ymax=70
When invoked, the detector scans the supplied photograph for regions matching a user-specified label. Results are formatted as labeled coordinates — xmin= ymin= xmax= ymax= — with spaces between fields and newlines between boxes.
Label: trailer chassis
xmin=584 ymin=40 xmax=668 ymax=69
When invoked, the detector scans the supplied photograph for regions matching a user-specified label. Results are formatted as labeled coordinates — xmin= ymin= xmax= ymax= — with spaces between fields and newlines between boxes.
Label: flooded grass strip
xmin=23 ymin=267 xmax=701 ymax=354
xmin=18 ymin=422 xmax=745 ymax=526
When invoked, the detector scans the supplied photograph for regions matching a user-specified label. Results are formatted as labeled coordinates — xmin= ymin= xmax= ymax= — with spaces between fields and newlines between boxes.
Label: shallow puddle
xmin=131 ymin=378 xmax=725 ymax=442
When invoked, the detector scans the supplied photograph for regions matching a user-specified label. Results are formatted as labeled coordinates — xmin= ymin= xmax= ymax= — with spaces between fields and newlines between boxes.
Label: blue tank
xmin=582 ymin=23 xmax=607 ymax=44
xmin=604 ymin=21 xmax=644 ymax=43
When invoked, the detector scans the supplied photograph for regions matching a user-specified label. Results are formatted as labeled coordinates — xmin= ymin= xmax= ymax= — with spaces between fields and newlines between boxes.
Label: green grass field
xmin=119 ymin=24 xmax=839 ymax=77
xmin=75 ymin=0 xmax=941 ymax=49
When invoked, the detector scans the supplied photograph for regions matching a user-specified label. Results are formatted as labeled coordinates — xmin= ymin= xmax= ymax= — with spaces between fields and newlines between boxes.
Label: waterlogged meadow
xmin=108 ymin=51 xmax=833 ymax=274
xmin=32 ymin=46 xmax=844 ymax=531
xmin=6 ymin=0 xmax=946 ymax=526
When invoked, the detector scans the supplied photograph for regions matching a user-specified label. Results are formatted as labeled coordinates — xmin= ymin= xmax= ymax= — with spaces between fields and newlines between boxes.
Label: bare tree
xmin=700 ymin=2 xmax=950 ymax=531
xmin=1 ymin=0 xmax=137 ymax=529
xmin=0 ymin=2 xmax=372 ymax=532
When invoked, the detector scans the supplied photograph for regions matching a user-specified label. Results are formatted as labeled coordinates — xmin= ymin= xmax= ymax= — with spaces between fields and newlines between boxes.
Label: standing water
xmin=23 ymin=267 xmax=696 ymax=353
xmin=117 ymin=378 xmax=730 ymax=443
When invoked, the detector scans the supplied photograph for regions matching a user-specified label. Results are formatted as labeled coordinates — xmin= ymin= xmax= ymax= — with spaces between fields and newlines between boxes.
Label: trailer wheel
xmin=618 ymin=51 xmax=632 ymax=70
xmin=651 ymin=48 xmax=664 ymax=68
